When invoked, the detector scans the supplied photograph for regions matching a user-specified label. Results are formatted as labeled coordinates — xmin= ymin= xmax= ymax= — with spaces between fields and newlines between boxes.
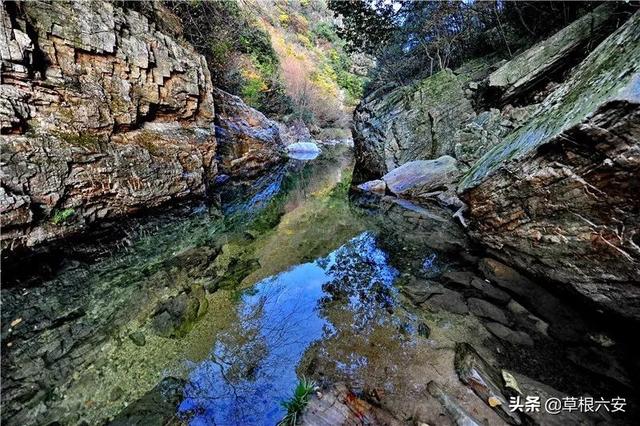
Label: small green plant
xmin=56 ymin=132 xmax=104 ymax=150
xmin=278 ymin=377 xmax=316 ymax=426
xmin=51 ymin=208 xmax=75 ymax=225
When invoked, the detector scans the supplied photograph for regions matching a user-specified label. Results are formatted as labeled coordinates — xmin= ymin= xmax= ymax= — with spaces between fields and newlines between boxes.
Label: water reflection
xmin=178 ymin=232 xmax=399 ymax=425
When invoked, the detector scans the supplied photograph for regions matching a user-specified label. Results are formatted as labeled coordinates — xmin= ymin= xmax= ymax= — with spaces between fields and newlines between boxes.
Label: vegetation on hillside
xmin=165 ymin=0 xmax=366 ymax=135
xmin=329 ymin=0 xmax=603 ymax=94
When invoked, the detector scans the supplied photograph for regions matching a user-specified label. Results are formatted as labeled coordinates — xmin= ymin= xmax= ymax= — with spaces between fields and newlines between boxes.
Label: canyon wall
xmin=0 ymin=1 xmax=284 ymax=258
xmin=353 ymin=6 xmax=639 ymax=319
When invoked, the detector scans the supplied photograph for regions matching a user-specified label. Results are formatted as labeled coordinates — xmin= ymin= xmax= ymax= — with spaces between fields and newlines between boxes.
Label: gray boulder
xmin=382 ymin=155 xmax=460 ymax=198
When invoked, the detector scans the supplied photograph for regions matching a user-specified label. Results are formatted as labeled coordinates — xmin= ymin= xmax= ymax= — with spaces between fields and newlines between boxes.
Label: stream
xmin=2 ymin=146 xmax=638 ymax=425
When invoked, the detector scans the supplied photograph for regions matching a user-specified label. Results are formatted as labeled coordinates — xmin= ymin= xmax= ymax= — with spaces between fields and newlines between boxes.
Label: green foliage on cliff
xmin=51 ymin=208 xmax=75 ymax=225
xmin=165 ymin=0 xmax=291 ymax=115
xmin=330 ymin=0 xmax=602 ymax=94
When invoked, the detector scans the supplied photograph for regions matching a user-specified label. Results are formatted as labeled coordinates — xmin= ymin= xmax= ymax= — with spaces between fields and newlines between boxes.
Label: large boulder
xmin=459 ymin=13 xmax=640 ymax=320
xmin=487 ymin=3 xmax=622 ymax=105
xmin=213 ymin=88 xmax=284 ymax=178
xmin=352 ymin=70 xmax=475 ymax=182
xmin=382 ymin=155 xmax=460 ymax=199
xmin=0 ymin=1 xmax=218 ymax=256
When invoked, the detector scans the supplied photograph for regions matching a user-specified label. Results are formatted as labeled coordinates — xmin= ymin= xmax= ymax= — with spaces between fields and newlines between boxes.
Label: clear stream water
xmin=1 ymin=146 xmax=638 ymax=425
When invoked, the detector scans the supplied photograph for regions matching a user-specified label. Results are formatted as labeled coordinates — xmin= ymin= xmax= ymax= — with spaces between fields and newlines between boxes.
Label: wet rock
xmin=417 ymin=322 xmax=431 ymax=338
xmin=566 ymin=347 xmax=632 ymax=389
xmin=425 ymin=288 xmax=469 ymax=315
xmin=427 ymin=381 xmax=483 ymax=426
xmin=454 ymin=343 xmax=523 ymax=425
xmin=468 ymin=298 xmax=508 ymax=325
xmin=478 ymin=258 xmax=585 ymax=342
xmin=128 ymin=331 xmax=146 ymax=347
xmin=506 ymin=370 xmax=610 ymax=425
xmin=460 ymin=14 xmax=640 ymax=320
xmin=401 ymin=279 xmax=446 ymax=305
xmin=357 ymin=179 xmax=386 ymax=194
xmin=506 ymin=300 xmax=549 ymax=337
xmin=109 ymin=377 xmax=186 ymax=426
xmin=300 ymin=383 xmax=401 ymax=426
xmin=441 ymin=271 xmax=510 ymax=304
xmin=484 ymin=322 xmax=533 ymax=347
xmin=441 ymin=271 xmax=477 ymax=287
xmin=109 ymin=386 xmax=124 ymax=402
xmin=151 ymin=286 xmax=208 ymax=338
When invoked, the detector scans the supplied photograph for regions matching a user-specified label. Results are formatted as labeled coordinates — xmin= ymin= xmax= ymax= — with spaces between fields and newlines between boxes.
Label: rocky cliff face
xmin=353 ymin=7 xmax=639 ymax=319
xmin=0 ymin=1 xmax=284 ymax=258
xmin=460 ymin=13 xmax=640 ymax=320
xmin=213 ymin=88 xmax=284 ymax=179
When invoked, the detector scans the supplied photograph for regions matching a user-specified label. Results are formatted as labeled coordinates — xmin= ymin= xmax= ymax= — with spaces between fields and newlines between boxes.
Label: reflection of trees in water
xmin=301 ymin=233 xmax=422 ymax=390
xmin=178 ymin=232 xmax=407 ymax=424
xmin=179 ymin=275 xmax=327 ymax=425
xmin=318 ymin=232 xmax=399 ymax=331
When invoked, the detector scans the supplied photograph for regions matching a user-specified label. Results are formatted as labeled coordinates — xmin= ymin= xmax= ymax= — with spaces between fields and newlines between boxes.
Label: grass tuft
xmin=277 ymin=377 xmax=316 ymax=426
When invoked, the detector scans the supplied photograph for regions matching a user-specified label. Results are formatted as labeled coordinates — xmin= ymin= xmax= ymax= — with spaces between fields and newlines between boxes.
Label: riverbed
xmin=1 ymin=146 xmax=637 ymax=425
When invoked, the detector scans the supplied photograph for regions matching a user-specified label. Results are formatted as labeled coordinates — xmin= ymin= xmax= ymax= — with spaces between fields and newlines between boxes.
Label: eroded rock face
xmin=487 ymin=2 xmax=621 ymax=105
xmin=0 ymin=1 xmax=220 ymax=256
xmin=352 ymin=70 xmax=475 ymax=183
xmin=214 ymin=88 xmax=284 ymax=179
xmin=460 ymin=13 xmax=640 ymax=320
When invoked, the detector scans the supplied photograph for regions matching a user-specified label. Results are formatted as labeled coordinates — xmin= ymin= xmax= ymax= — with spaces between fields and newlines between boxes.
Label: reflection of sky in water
xmin=178 ymin=232 xmax=398 ymax=425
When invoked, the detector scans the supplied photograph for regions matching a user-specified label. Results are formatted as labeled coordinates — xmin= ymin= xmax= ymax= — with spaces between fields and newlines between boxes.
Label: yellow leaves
xmin=488 ymin=396 xmax=502 ymax=407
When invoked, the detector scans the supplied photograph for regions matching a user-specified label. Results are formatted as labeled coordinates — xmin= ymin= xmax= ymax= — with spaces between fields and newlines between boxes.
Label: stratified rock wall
xmin=460 ymin=12 xmax=640 ymax=320
xmin=352 ymin=70 xmax=475 ymax=183
xmin=213 ymin=88 xmax=284 ymax=179
xmin=0 ymin=1 xmax=283 ymax=256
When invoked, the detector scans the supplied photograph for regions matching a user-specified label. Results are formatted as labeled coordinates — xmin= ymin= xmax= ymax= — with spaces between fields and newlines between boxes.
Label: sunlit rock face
xmin=352 ymin=69 xmax=474 ymax=183
xmin=0 ymin=1 xmax=284 ymax=257
xmin=487 ymin=3 xmax=620 ymax=105
xmin=213 ymin=88 xmax=285 ymax=179
xmin=0 ymin=1 xmax=217 ymax=255
xmin=459 ymin=13 xmax=640 ymax=320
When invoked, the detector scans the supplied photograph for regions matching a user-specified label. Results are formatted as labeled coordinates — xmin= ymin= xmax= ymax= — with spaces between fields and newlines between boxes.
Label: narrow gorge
xmin=1 ymin=1 xmax=638 ymax=425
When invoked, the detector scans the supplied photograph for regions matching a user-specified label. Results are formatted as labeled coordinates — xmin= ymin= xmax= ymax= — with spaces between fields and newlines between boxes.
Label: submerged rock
xmin=427 ymin=381 xmax=483 ymax=426
xmin=128 ymin=331 xmax=146 ymax=347
xmin=151 ymin=286 xmax=208 ymax=338
xmin=109 ymin=377 xmax=186 ymax=426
